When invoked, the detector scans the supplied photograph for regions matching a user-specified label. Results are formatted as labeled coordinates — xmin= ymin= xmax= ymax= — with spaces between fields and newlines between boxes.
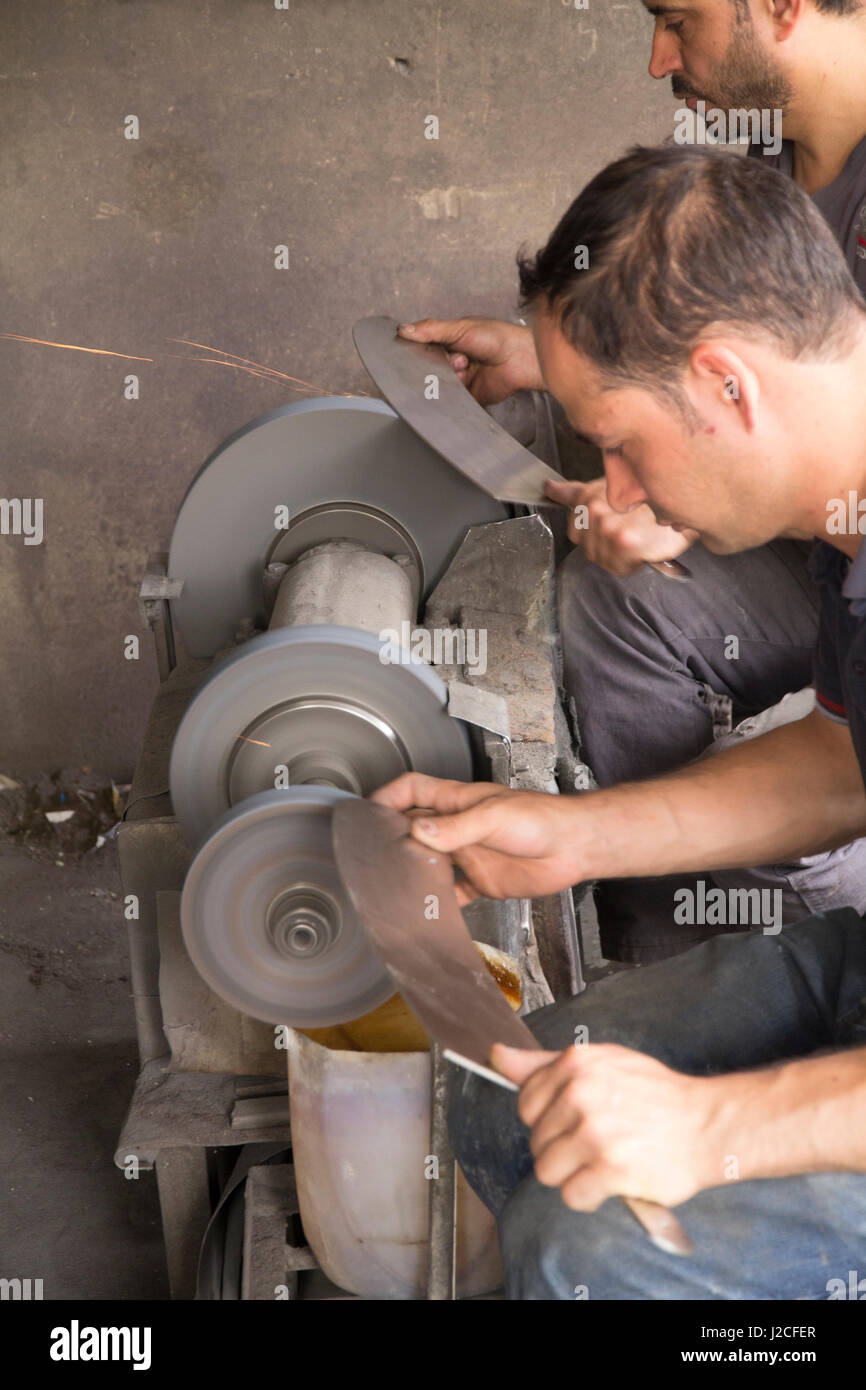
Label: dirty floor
xmin=0 ymin=833 xmax=167 ymax=1299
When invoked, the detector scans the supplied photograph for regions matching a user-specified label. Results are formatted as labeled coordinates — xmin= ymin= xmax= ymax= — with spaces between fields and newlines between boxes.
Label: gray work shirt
xmin=748 ymin=132 xmax=866 ymax=775
xmin=751 ymin=133 xmax=866 ymax=292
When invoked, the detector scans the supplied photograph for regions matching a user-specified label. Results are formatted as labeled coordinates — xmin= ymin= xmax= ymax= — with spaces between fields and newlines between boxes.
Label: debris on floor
xmin=0 ymin=766 xmax=129 ymax=861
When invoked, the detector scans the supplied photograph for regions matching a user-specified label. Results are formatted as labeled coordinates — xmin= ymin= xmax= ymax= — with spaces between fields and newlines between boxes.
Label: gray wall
xmin=1 ymin=0 xmax=671 ymax=778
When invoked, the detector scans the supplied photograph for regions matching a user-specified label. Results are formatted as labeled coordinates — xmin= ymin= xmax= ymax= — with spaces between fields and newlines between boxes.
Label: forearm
xmin=697 ymin=1047 xmax=866 ymax=1187
xmin=574 ymin=709 xmax=866 ymax=882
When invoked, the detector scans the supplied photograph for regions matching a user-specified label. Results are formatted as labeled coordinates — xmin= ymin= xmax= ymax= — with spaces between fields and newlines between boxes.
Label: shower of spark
xmin=169 ymin=337 xmax=369 ymax=397
xmin=0 ymin=332 xmax=153 ymax=362
xmin=163 ymin=353 xmax=307 ymax=386
xmin=0 ymin=330 xmax=372 ymax=397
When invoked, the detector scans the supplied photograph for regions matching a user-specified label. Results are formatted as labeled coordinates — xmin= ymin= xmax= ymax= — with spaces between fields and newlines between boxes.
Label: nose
xmin=604 ymin=452 xmax=648 ymax=513
xmin=648 ymin=26 xmax=683 ymax=80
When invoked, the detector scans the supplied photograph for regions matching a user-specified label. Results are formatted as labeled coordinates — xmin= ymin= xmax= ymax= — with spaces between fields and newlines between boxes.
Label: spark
xmin=0 ymin=329 xmax=373 ymax=397
xmin=0 ymin=332 xmax=153 ymax=362
xmin=163 ymin=353 xmax=310 ymax=387
xmin=168 ymin=337 xmax=373 ymax=397
xmin=234 ymin=734 xmax=272 ymax=747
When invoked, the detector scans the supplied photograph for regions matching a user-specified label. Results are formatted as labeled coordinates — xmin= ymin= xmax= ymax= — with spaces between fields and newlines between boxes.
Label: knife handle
xmin=443 ymin=1052 xmax=692 ymax=1254
xmin=622 ymin=1196 xmax=693 ymax=1256
xmin=646 ymin=558 xmax=692 ymax=583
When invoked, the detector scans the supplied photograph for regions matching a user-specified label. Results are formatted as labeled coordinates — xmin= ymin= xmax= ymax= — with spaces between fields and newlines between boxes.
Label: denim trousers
xmin=558 ymin=540 xmax=866 ymax=962
xmin=448 ymin=912 xmax=866 ymax=1299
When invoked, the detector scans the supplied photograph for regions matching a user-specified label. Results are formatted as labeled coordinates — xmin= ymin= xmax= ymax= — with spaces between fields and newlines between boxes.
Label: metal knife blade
xmin=330 ymin=797 xmax=693 ymax=1256
xmin=331 ymin=798 xmax=539 ymax=1062
xmin=352 ymin=315 xmax=691 ymax=582
xmin=352 ymin=315 xmax=562 ymax=504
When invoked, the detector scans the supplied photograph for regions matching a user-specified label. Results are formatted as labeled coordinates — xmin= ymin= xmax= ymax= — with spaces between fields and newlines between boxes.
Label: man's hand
xmin=492 ymin=1042 xmax=718 ymax=1209
xmin=397 ymin=317 xmax=544 ymax=405
xmin=370 ymin=773 xmax=583 ymax=904
xmin=545 ymin=477 xmax=698 ymax=576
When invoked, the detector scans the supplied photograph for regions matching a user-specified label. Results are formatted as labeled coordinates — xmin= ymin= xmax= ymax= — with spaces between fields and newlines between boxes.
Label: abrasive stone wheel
xmin=170 ymin=625 xmax=472 ymax=850
xmin=181 ymin=788 xmax=395 ymax=1027
xmin=167 ymin=396 xmax=506 ymax=658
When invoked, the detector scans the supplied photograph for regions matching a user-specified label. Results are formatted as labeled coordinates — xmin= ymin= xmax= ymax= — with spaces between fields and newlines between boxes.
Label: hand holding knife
xmin=331 ymin=798 xmax=694 ymax=1257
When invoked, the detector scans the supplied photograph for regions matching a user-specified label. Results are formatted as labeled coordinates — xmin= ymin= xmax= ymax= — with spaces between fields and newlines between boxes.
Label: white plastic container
xmin=286 ymin=1029 xmax=503 ymax=1299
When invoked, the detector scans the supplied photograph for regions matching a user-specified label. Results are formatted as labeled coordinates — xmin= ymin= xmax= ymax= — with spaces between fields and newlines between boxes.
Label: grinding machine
xmin=115 ymin=320 xmax=589 ymax=1300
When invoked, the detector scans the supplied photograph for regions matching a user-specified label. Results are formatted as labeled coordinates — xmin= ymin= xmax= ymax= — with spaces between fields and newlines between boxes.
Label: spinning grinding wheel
xmin=169 ymin=392 xmax=501 ymax=1027
xmin=169 ymin=625 xmax=472 ymax=850
xmin=180 ymin=788 xmax=394 ymax=1026
xmin=166 ymin=378 xmax=511 ymax=1023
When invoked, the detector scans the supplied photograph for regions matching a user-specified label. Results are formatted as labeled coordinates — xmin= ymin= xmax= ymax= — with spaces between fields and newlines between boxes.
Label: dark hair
xmin=517 ymin=145 xmax=863 ymax=407
xmin=788 ymin=0 xmax=861 ymax=11
xmin=733 ymin=0 xmax=862 ymax=15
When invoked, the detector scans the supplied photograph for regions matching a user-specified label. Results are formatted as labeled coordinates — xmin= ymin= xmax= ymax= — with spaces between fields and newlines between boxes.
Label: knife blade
xmin=331 ymin=797 xmax=693 ymax=1256
xmin=353 ymin=314 xmax=562 ymax=505
xmin=352 ymin=315 xmax=691 ymax=582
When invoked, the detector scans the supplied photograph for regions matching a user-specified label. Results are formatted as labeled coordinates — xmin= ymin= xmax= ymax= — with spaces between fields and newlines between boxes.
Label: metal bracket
xmin=138 ymin=553 xmax=184 ymax=683
xmin=446 ymin=680 xmax=511 ymax=743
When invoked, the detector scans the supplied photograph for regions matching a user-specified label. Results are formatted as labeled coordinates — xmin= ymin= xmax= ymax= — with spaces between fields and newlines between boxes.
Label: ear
xmin=757 ymin=0 xmax=805 ymax=42
xmin=687 ymin=341 xmax=760 ymax=434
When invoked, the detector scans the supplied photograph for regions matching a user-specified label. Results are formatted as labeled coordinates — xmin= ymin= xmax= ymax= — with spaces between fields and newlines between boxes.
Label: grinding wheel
xmin=168 ymin=397 xmax=506 ymax=657
xmin=170 ymin=624 xmax=472 ymax=849
xmin=181 ymin=788 xmax=393 ymax=1026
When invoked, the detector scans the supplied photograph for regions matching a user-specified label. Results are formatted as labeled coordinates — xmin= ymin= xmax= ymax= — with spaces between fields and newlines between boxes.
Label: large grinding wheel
xmin=170 ymin=625 xmax=472 ymax=849
xmin=181 ymin=788 xmax=393 ymax=1026
xmin=168 ymin=397 xmax=506 ymax=658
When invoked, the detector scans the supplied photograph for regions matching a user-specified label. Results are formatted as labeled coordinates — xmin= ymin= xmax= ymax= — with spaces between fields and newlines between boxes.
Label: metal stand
xmin=426 ymin=1044 xmax=457 ymax=1300
xmin=120 ymin=510 xmax=587 ymax=1300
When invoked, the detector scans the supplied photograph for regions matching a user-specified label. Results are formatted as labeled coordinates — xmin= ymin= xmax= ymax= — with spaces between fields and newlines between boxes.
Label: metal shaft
xmin=269 ymin=539 xmax=415 ymax=636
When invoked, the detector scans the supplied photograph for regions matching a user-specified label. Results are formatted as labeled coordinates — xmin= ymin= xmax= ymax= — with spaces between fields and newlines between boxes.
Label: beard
xmin=671 ymin=15 xmax=793 ymax=112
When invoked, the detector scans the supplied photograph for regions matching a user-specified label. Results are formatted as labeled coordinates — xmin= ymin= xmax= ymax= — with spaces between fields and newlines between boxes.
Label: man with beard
xmin=376 ymin=144 xmax=866 ymax=1300
xmin=398 ymin=0 xmax=866 ymax=965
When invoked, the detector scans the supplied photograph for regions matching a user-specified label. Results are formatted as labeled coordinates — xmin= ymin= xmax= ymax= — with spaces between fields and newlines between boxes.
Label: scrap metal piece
xmin=331 ymin=798 xmax=693 ymax=1258
xmin=181 ymin=788 xmax=394 ymax=1027
xmin=446 ymin=681 xmax=511 ymax=741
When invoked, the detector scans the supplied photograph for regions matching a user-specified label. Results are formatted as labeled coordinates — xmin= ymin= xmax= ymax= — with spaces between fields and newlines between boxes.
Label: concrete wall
xmin=1 ymin=0 xmax=671 ymax=777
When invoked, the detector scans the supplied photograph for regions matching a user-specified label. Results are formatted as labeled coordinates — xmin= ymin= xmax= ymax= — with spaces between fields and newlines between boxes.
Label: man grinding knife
xmin=398 ymin=0 xmax=866 ymax=967
xmin=375 ymin=145 xmax=866 ymax=1300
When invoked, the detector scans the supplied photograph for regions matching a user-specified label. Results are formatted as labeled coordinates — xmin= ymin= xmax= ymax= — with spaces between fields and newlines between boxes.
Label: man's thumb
xmin=398 ymin=318 xmax=461 ymax=347
xmin=490 ymin=1043 xmax=558 ymax=1083
xmin=409 ymin=800 xmax=500 ymax=853
xmin=544 ymin=477 xmax=579 ymax=500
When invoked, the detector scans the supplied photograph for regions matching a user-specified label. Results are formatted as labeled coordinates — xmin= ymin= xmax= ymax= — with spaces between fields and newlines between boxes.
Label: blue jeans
xmin=448 ymin=912 xmax=866 ymax=1299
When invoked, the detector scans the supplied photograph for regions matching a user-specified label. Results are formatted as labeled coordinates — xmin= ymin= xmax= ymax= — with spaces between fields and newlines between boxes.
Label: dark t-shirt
xmin=809 ymin=539 xmax=866 ymax=800
xmin=751 ymin=134 xmax=866 ymax=296
xmin=750 ymin=135 xmax=866 ymax=772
